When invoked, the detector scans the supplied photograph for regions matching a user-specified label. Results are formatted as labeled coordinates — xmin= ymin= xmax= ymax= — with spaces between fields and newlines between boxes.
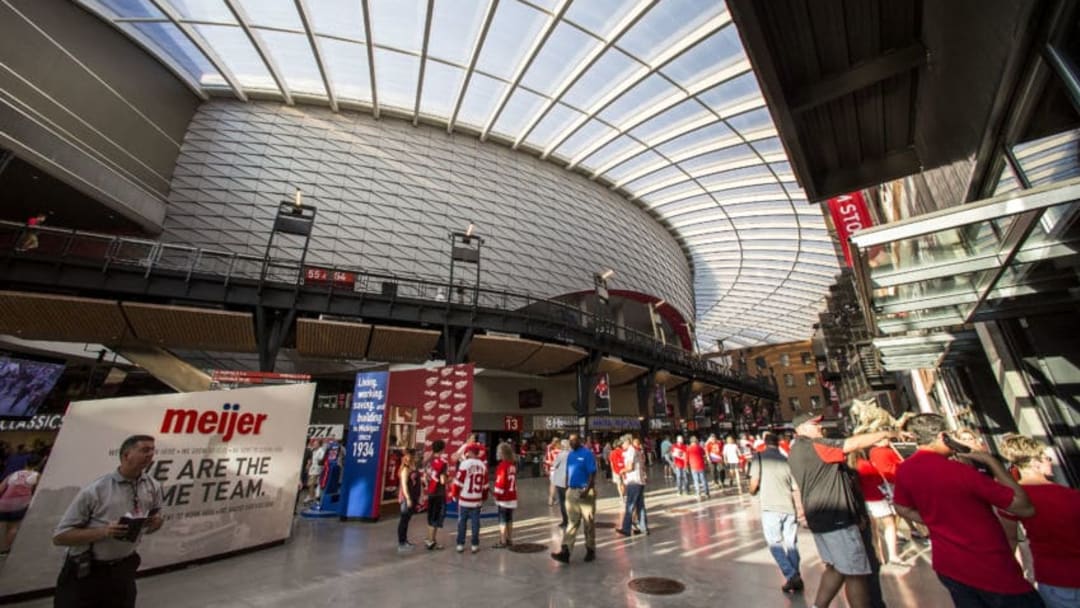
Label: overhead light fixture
xmin=464 ymin=223 xmax=474 ymax=238
xmin=598 ymin=269 xmax=615 ymax=281
xmin=653 ymin=299 xmax=666 ymax=308
xmin=294 ymin=188 xmax=302 ymax=208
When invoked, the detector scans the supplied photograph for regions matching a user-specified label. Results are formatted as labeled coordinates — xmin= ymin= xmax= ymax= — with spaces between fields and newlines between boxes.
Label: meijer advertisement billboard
xmin=0 ymin=383 xmax=315 ymax=597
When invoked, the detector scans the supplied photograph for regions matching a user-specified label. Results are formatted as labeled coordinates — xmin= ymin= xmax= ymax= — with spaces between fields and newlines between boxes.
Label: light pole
xmin=447 ymin=223 xmax=483 ymax=306
xmin=593 ymin=269 xmax=614 ymax=334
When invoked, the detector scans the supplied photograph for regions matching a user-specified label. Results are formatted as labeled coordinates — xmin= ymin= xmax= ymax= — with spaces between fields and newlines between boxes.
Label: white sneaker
xmin=471 ymin=545 xmax=479 ymax=554
xmin=397 ymin=543 xmax=414 ymax=553
xmin=456 ymin=544 xmax=465 ymax=553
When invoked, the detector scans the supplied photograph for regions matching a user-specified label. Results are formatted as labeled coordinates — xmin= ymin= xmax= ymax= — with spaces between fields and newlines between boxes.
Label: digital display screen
xmin=0 ymin=355 xmax=65 ymax=419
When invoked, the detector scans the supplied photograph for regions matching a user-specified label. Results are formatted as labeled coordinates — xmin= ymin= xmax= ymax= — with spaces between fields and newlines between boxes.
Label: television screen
xmin=518 ymin=389 xmax=542 ymax=410
xmin=0 ymin=355 xmax=65 ymax=418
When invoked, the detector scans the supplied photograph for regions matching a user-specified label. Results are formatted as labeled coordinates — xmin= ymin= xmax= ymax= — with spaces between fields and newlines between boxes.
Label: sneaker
xmin=456 ymin=545 xmax=465 ymax=553
xmin=584 ymin=548 xmax=596 ymax=562
xmin=614 ymin=528 xmax=631 ymax=537
xmin=398 ymin=543 xmax=415 ymax=553
xmin=470 ymin=545 xmax=479 ymax=554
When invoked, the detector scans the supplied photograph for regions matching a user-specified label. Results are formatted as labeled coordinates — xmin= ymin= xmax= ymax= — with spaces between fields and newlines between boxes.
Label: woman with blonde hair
xmin=998 ymin=434 xmax=1080 ymax=608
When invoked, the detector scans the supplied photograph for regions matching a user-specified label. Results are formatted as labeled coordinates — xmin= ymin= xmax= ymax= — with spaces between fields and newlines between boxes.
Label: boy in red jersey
xmin=608 ymin=439 xmax=626 ymax=502
xmin=423 ymin=440 xmax=449 ymax=550
xmin=705 ymin=434 xmax=724 ymax=489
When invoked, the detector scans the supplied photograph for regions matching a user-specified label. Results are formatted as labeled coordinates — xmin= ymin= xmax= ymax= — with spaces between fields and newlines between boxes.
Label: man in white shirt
xmin=723 ymin=435 xmax=743 ymax=491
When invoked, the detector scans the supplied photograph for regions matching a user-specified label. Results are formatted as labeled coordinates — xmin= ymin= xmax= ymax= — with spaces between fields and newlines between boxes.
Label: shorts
xmin=0 ymin=508 xmax=27 ymax=522
xmin=498 ymin=507 xmax=514 ymax=524
xmin=725 ymin=463 xmax=740 ymax=471
xmin=865 ymin=499 xmax=895 ymax=519
xmin=426 ymin=497 xmax=446 ymax=528
xmin=812 ymin=525 xmax=872 ymax=576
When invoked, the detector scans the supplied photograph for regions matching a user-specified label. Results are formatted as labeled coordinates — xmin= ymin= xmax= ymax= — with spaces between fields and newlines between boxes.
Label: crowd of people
xmin=389 ymin=421 xmax=1077 ymax=608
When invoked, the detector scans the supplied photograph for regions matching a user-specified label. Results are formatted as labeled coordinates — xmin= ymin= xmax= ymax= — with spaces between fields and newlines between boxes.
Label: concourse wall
xmin=161 ymin=100 xmax=694 ymax=318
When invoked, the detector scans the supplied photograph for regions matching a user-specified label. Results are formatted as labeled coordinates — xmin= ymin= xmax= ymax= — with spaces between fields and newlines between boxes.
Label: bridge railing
xmin=0 ymin=220 xmax=774 ymax=393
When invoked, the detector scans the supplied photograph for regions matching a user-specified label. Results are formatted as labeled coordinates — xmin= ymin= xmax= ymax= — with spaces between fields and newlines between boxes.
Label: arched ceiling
xmin=77 ymin=0 xmax=840 ymax=349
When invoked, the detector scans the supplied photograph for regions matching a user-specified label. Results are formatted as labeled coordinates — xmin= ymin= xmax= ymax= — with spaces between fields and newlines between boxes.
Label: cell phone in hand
xmin=942 ymin=434 xmax=971 ymax=454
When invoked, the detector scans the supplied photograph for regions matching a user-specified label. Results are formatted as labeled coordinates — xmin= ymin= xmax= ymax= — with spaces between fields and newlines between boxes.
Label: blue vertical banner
xmin=341 ymin=371 xmax=389 ymax=520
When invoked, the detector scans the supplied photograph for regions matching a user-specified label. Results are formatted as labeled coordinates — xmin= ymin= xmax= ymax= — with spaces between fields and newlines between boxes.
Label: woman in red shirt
xmin=999 ymin=435 xmax=1080 ymax=608
xmin=492 ymin=442 xmax=519 ymax=549
xmin=851 ymin=448 xmax=901 ymax=564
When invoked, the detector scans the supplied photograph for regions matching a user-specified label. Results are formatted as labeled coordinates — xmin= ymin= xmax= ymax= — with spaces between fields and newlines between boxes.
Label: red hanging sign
xmin=827 ymin=191 xmax=874 ymax=267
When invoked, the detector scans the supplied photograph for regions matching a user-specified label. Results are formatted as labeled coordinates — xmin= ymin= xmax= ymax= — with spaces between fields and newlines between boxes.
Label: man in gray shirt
xmin=550 ymin=439 xmax=570 ymax=529
xmin=749 ymin=432 xmax=804 ymax=594
xmin=53 ymin=434 xmax=164 ymax=608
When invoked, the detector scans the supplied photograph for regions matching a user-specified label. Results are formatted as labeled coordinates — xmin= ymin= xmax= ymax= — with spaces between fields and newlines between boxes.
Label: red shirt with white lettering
xmin=1002 ymin=483 xmax=1080 ymax=588
xmin=893 ymin=450 xmax=1032 ymax=595
xmin=453 ymin=457 xmax=488 ymax=508
xmin=609 ymin=447 xmax=625 ymax=477
xmin=492 ymin=461 xmax=518 ymax=509
xmin=687 ymin=444 xmax=706 ymax=472
xmin=670 ymin=442 xmax=687 ymax=469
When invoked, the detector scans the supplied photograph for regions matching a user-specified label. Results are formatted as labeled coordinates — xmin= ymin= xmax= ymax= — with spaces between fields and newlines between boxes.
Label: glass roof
xmin=80 ymin=0 xmax=840 ymax=349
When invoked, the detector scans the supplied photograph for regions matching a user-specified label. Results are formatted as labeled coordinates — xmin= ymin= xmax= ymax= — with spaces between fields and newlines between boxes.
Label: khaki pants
xmin=561 ymin=487 xmax=595 ymax=552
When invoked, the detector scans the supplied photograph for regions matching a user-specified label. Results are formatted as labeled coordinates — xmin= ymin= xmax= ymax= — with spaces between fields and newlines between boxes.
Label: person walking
xmin=892 ymin=414 xmax=1040 ymax=608
xmin=492 ymin=442 xmax=518 ymax=549
xmin=544 ymin=437 xmax=561 ymax=506
xmin=452 ymin=444 xmax=488 ymax=554
xmin=749 ymin=433 xmax=804 ymax=593
xmin=550 ymin=439 xmax=570 ymax=529
xmin=608 ymin=437 xmax=626 ymax=503
xmin=787 ymin=413 xmax=897 ymax=608
xmin=551 ymin=434 xmax=597 ymax=564
xmin=687 ymin=436 xmax=709 ymax=499
xmin=660 ymin=435 xmax=673 ymax=480
xmin=998 ymin=434 xmax=1080 ymax=608
xmin=616 ymin=436 xmax=648 ymax=537
xmin=671 ymin=436 xmax=689 ymax=495
xmin=705 ymin=433 xmax=725 ymax=489
xmin=396 ymin=450 xmax=421 ymax=553
xmin=723 ymin=435 xmax=743 ymax=490
xmin=52 ymin=435 xmax=164 ymax=608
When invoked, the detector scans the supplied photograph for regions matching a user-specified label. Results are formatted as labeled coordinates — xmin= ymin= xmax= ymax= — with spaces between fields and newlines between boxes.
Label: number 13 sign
xmin=503 ymin=415 xmax=523 ymax=431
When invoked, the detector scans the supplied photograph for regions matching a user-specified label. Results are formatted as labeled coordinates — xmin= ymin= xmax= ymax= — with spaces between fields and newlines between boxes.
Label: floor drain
xmin=507 ymin=543 xmax=547 ymax=554
xmin=628 ymin=577 xmax=686 ymax=595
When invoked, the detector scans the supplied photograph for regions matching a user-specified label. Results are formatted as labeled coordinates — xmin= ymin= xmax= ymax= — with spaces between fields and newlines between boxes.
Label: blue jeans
xmin=674 ymin=467 xmax=689 ymax=494
xmin=761 ymin=511 xmax=800 ymax=581
xmin=456 ymin=506 xmax=481 ymax=547
xmin=691 ymin=470 xmax=709 ymax=496
xmin=1039 ymin=583 xmax=1079 ymax=608
xmin=620 ymin=483 xmax=648 ymax=534
xmin=937 ymin=574 xmax=1044 ymax=608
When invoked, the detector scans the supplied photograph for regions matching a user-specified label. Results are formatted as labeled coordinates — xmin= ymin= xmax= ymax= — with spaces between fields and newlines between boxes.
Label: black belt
xmin=93 ymin=554 xmax=136 ymax=567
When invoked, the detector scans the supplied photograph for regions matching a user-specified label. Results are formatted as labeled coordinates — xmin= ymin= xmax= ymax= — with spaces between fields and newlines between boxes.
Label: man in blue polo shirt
xmin=551 ymin=434 xmax=597 ymax=564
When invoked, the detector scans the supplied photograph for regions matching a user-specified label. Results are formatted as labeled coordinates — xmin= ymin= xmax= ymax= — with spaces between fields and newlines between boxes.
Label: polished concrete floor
xmin=11 ymin=467 xmax=952 ymax=607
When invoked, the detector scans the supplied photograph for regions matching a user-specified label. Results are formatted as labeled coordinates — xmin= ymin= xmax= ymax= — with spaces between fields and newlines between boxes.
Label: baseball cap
xmin=792 ymin=412 xmax=823 ymax=427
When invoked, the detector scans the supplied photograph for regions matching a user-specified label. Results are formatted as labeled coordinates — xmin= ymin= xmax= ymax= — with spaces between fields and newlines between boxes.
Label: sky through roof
xmin=79 ymin=0 xmax=841 ymax=349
